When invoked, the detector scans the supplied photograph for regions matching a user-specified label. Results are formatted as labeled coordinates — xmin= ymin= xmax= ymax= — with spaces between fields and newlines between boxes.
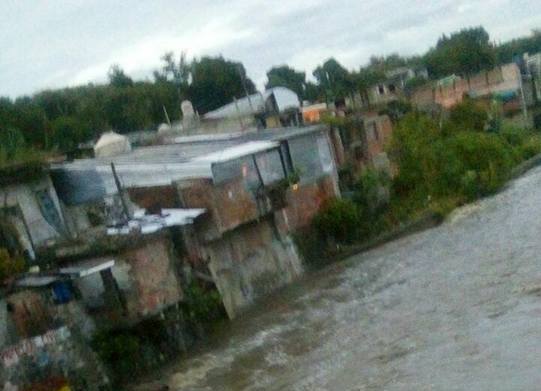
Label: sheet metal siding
xmin=52 ymin=125 xmax=327 ymax=205
xmin=51 ymin=169 xmax=106 ymax=205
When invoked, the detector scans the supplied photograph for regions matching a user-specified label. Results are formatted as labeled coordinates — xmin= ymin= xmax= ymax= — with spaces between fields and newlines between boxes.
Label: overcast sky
xmin=1 ymin=0 xmax=541 ymax=98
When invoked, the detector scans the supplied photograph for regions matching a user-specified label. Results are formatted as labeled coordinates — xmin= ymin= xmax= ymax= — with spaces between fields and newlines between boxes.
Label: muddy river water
xmin=145 ymin=166 xmax=541 ymax=390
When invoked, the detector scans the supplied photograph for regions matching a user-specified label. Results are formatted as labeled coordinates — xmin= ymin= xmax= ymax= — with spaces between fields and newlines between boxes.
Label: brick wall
xmin=275 ymin=175 xmax=338 ymax=232
xmin=127 ymin=185 xmax=179 ymax=213
xmin=177 ymin=177 xmax=262 ymax=241
xmin=412 ymin=64 xmax=522 ymax=110
xmin=118 ymin=235 xmax=183 ymax=319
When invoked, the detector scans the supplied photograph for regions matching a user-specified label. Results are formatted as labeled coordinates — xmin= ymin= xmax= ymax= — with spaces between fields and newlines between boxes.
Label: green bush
xmin=92 ymin=330 xmax=141 ymax=380
xmin=388 ymin=112 xmax=441 ymax=196
xmin=499 ymin=124 xmax=529 ymax=146
xmin=181 ymin=281 xmax=224 ymax=324
xmin=446 ymin=98 xmax=488 ymax=133
xmin=517 ymin=134 xmax=541 ymax=160
xmin=352 ymin=169 xmax=388 ymax=212
xmin=390 ymin=110 xmax=516 ymax=202
xmin=460 ymin=170 xmax=480 ymax=200
xmin=0 ymin=248 xmax=25 ymax=282
xmin=313 ymin=198 xmax=361 ymax=244
xmin=444 ymin=132 xmax=514 ymax=197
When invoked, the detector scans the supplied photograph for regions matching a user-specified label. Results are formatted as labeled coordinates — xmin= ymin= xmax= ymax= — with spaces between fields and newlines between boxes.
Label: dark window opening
xmin=35 ymin=190 xmax=64 ymax=234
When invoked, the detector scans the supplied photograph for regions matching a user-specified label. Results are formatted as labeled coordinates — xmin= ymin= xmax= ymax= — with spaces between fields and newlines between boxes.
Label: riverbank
xmin=337 ymin=150 xmax=541 ymax=263
xmin=131 ymin=161 xmax=541 ymax=390
xmin=127 ymin=151 xmax=541 ymax=390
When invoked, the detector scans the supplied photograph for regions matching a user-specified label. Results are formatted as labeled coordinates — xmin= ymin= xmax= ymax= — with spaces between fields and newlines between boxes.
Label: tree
xmin=265 ymin=65 xmax=306 ymax=99
xmin=159 ymin=51 xmax=191 ymax=88
xmin=496 ymin=29 xmax=541 ymax=64
xmin=49 ymin=116 xmax=90 ymax=152
xmin=368 ymin=53 xmax=407 ymax=73
xmin=303 ymin=82 xmax=323 ymax=102
xmin=313 ymin=58 xmax=354 ymax=101
xmin=446 ymin=98 xmax=488 ymax=133
xmin=189 ymin=56 xmax=256 ymax=114
xmin=0 ymin=97 xmax=47 ymax=147
xmin=155 ymin=51 xmax=191 ymax=109
xmin=425 ymin=27 xmax=496 ymax=78
xmin=108 ymin=65 xmax=133 ymax=88
xmin=351 ymin=68 xmax=385 ymax=104
xmin=0 ymin=127 xmax=26 ymax=160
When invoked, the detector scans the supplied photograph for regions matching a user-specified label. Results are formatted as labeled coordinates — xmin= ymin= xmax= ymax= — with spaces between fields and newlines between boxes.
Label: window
xmin=317 ymin=133 xmax=334 ymax=174
xmin=213 ymin=156 xmax=261 ymax=191
xmin=35 ymin=189 xmax=64 ymax=234
xmin=378 ymin=84 xmax=385 ymax=95
xmin=255 ymin=149 xmax=285 ymax=186
xmin=288 ymin=134 xmax=322 ymax=183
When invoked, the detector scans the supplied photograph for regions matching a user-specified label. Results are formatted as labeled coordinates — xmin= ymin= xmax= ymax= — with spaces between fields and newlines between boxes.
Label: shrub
xmin=444 ymin=132 xmax=514 ymax=197
xmin=389 ymin=112 xmax=516 ymax=202
xmin=388 ymin=112 xmax=441 ymax=196
xmin=92 ymin=330 xmax=141 ymax=380
xmin=0 ymin=248 xmax=25 ymax=282
xmin=352 ymin=169 xmax=389 ymax=213
xmin=460 ymin=170 xmax=480 ymax=200
xmin=446 ymin=98 xmax=488 ymax=133
xmin=181 ymin=281 xmax=224 ymax=324
xmin=517 ymin=134 xmax=541 ymax=160
xmin=313 ymin=199 xmax=361 ymax=244
xmin=499 ymin=124 xmax=529 ymax=146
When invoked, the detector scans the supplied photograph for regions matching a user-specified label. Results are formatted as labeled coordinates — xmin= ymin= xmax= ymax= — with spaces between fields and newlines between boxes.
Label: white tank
xmin=93 ymin=131 xmax=131 ymax=158
xmin=157 ymin=123 xmax=172 ymax=133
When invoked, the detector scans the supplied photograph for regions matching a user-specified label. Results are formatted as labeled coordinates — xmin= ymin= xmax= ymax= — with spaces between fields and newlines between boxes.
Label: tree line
xmin=1 ymin=26 xmax=541 ymax=158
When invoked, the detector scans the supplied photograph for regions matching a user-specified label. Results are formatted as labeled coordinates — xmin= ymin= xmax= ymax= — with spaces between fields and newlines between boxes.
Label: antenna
xmin=238 ymin=65 xmax=254 ymax=112
xmin=163 ymin=105 xmax=171 ymax=127
xmin=111 ymin=162 xmax=131 ymax=220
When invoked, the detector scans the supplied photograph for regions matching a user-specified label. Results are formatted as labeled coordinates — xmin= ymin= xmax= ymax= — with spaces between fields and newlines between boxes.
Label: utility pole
xmin=518 ymin=73 xmax=529 ymax=125
xmin=238 ymin=65 xmax=254 ymax=113
xmin=111 ymin=163 xmax=131 ymax=221
xmin=163 ymin=105 xmax=171 ymax=127
xmin=234 ymin=97 xmax=245 ymax=130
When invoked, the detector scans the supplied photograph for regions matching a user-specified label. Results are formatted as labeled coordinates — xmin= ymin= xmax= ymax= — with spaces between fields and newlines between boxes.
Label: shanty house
xmin=51 ymin=124 xmax=339 ymax=318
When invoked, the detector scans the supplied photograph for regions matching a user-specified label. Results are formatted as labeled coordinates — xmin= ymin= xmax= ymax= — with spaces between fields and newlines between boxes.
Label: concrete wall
xmin=0 ymin=175 xmax=66 ymax=259
xmin=127 ymin=185 xmax=180 ymax=213
xmin=203 ymin=217 xmax=302 ymax=318
xmin=74 ymin=234 xmax=184 ymax=323
xmin=120 ymin=235 xmax=183 ymax=319
xmin=4 ymin=291 xmax=53 ymax=340
xmin=275 ymin=175 xmax=339 ymax=231
xmin=411 ymin=64 xmax=524 ymax=110
xmin=177 ymin=176 xmax=269 ymax=242
xmin=176 ymin=130 xmax=341 ymax=318
xmin=0 ymin=289 xmax=105 ymax=389
xmin=0 ymin=326 xmax=107 ymax=390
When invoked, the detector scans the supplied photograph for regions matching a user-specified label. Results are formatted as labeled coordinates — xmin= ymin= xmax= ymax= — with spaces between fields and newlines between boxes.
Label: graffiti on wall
xmin=0 ymin=326 xmax=70 ymax=368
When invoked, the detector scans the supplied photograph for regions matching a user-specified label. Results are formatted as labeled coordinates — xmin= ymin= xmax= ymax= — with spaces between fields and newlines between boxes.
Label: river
xmin=141 ymin=166 xmax=541 ymax=390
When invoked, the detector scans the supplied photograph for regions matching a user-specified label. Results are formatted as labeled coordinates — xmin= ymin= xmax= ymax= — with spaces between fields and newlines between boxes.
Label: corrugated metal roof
xmin=51 ymin=125 xmax=326 ymax=205
xmin=204 ymin=87 xmax=300 ymax=119
xmin=59 ymin=258 xmax=115 ymax=278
